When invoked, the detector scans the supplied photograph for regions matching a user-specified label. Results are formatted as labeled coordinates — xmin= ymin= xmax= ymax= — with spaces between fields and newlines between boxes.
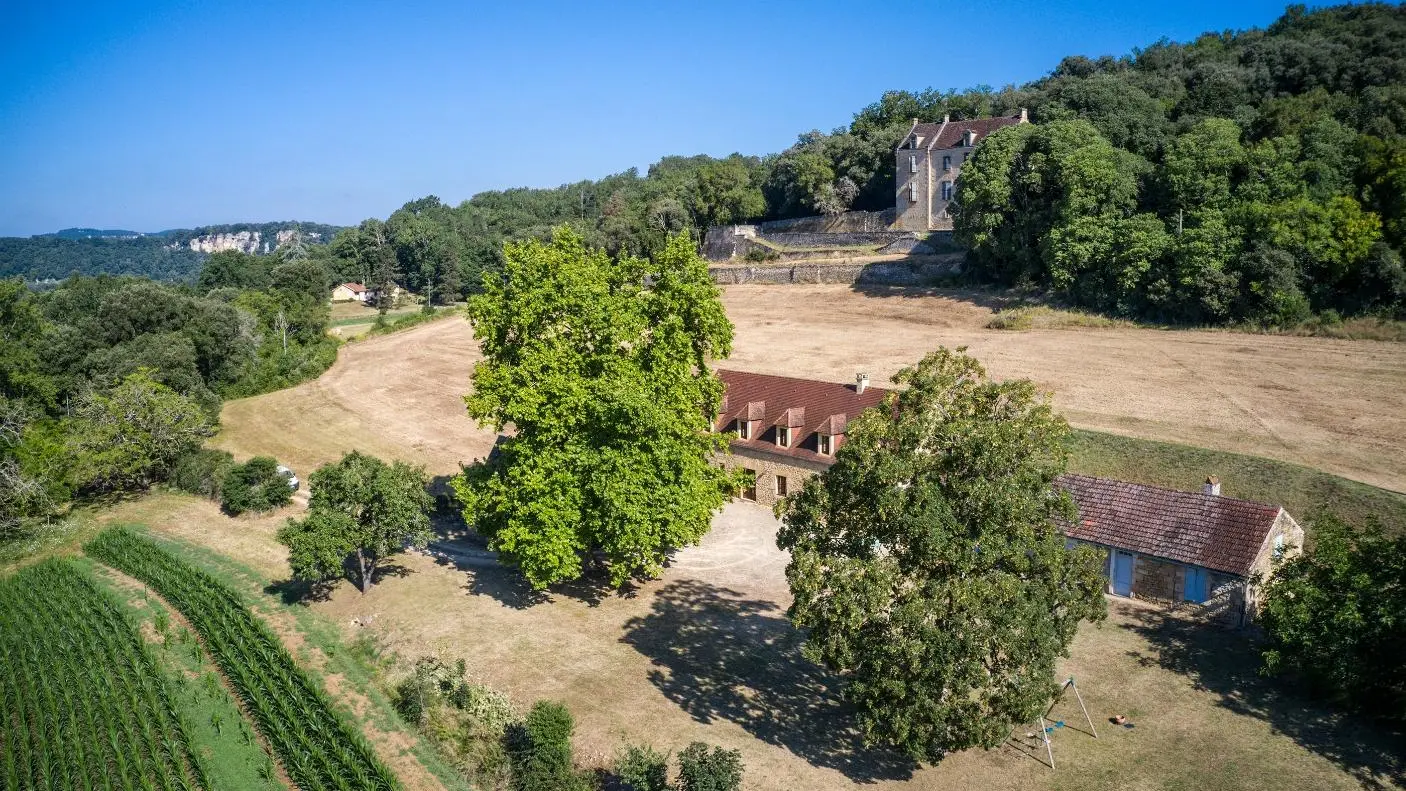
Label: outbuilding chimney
xmin=1019 ymin=107 xmax=1029 ymax=123
xmin=856 ymin=373 xmax=870 ymax=394
xmin=1204 ymin=476 xmax=1221 ymax=496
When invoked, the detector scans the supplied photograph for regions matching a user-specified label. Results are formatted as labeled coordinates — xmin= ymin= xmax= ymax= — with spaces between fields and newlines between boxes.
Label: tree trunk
xmin=357 ymin=547 xmax=372 ymax=594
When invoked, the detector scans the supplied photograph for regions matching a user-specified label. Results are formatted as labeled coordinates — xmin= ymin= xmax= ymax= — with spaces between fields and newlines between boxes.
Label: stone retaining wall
xmin=709 ymin=255 xmax=963 ymax=286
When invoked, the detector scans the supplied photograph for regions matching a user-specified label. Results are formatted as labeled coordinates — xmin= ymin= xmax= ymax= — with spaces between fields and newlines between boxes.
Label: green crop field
xmin=86 ymin=527 xmax=400 ymax=791
xmin=0 ymin=559 xmax=210 ymax=791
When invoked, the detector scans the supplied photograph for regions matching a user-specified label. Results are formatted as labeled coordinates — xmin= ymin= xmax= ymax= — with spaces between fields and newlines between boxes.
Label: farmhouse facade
xmin=332 ymin=282 xmax=369 ymax=302
xmin=894 ymin=110 xmax=1027 ymax=232
xmin=715 ymin=369 xmax=1303 ymax=626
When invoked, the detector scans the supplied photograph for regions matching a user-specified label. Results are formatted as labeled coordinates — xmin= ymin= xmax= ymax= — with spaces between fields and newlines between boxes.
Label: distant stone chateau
xmin=894 ymin=110 xmax=1027 ymax=231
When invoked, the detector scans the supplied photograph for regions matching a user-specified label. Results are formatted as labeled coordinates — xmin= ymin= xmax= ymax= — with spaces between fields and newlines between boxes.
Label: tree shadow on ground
xmin=263 ymin=561 xmax=412 ymax=605
xmin=1119 ymin=602 xmax=1405 ymax=790
xmin=846 ymin=281 xmax=1024 ymax=312
xmin=620 ymin=579 xmax=918 ymax=783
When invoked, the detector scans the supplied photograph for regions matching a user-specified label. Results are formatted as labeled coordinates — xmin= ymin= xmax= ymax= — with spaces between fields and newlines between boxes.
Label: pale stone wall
xmin=894 ymin=145 xmax=932 ymax=231
xmin=715 ymin=444 xmax=829 ymax=509
xmin=928 ymin=145 xmax=974 ymax=231
xmin=1069 ymin=538 xmax=1252 ymax=628
xmin=1242 ymin=510 xmax=1305 ymax=622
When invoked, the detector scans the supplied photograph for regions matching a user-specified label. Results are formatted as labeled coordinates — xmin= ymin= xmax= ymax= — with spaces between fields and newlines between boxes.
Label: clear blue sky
xmin=0 ymin=0 xmax=1296 ymax=236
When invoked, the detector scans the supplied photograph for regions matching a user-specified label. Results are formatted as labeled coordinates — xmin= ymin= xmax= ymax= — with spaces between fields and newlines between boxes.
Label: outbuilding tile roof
xmin=1056 ymin=473 xmax=1282 ymax=576
xmin=716 ymin=370 xmax=888 ymax=463
xmin=341 ymin=282 xmax=368 ymax=292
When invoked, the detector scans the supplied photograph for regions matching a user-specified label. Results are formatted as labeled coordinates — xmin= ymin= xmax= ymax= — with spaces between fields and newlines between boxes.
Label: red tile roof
xmin=342 ymin=282 xmax=368 ymax=293
xmin=908 ymin=114 xmax=1024 ymax=151
xmin=716 ymin=370 xmax=889 ymax=464
xmin=718 ymin=371 xmax=1284 ymax=575
xmin=1056 ymin=473 xmax=1282 ymax=576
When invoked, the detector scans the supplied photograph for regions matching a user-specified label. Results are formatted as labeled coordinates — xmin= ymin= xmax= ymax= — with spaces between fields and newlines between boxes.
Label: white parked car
xmin=276 ymin=465 xmax=299 ymax=491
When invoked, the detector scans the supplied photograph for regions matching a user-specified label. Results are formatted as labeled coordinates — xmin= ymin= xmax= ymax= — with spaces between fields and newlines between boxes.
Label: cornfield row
xmin=86 ymin=527 xmax=400 ymax=791
xmin=0 ymin=558 xmax=209 ymax=791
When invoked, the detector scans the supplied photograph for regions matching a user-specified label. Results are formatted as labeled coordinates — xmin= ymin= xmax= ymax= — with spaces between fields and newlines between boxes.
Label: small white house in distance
xmin=332 ymin=282 xmax=369 ymax=303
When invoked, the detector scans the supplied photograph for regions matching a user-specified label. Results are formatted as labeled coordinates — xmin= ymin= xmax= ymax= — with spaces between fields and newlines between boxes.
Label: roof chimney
xmin=1204 ymin=476 xmax=1221 ymax=496
xmin=942 ymin=113 xmax=950 ymax=123
xmin=856 ymin=373 xmax=869 ymax=394
xmin=1019 ymin=107 xmax=1029 ymax=123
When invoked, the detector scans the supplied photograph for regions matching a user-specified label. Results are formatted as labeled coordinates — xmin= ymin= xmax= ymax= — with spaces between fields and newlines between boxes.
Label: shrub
xmin=676 ymin=743 xmax=742 ymax=791
xmin=743 ymin=247 xmax=779 ymax=263
xmin=172 ymin=448 xmax=235 ymax=499
xmin=507 ymin=700 xmax=592 ymax=791
xmin=391 ymin=656 xmax=516 ymax=787
xmin=614 ymin=743 xmax=670 ymax=791
xmin=1259 ymin=516 xmax=1406 ymax=720
xmin=220 ymin=456 xmax=292 ymax=515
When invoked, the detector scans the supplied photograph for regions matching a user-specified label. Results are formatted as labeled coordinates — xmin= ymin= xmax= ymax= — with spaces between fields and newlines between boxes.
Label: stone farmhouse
xmin=894 ymin=110 xmax=1028 ymax=231
xmin=331 ymin=282 xmax=370 ymax=302
xmin=714 ymin=369 xmax=1303 ymax=626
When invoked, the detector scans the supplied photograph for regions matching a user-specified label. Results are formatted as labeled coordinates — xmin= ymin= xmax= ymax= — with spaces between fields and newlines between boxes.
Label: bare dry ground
xmin=723 ymin=285 xmax=1406 ymax=493
xmin=219 ymin=287 xmax=1406 ymax=493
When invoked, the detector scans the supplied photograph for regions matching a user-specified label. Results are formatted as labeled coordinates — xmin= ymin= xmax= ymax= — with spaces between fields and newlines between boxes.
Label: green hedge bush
xmin=220 ymin=456 xmax=292 ymax=515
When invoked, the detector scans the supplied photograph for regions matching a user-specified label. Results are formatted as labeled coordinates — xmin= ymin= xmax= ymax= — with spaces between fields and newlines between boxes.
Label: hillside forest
xmin=0 ymin=247 xmax=338 ymax=535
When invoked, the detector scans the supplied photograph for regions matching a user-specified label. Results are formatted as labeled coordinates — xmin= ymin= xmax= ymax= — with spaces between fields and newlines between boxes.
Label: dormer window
xmin=912 ymin=135 xmax=923 ymax=149
xmin=817 ymin=434 xmax=833 ymax=455
xmin=776 ymin=426 xmax=791 ymax=448
xmin=963 ymin=130 xmax=977 ymax=146
xmin=737 ymin=420 xmax=752 ymax=440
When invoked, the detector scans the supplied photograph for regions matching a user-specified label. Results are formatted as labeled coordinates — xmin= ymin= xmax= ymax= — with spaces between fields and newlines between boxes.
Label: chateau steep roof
xmin=716 ymin=370 xmax=888 ymax=463
xmin=905 ymin=113 xmax=1024 ymax=152
xmin=1056 ymin=473 xmax=1283 ymax=576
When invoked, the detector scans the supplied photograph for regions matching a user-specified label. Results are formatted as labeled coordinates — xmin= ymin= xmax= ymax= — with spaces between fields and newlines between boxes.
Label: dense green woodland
xmin=0 ymin=245 xmax=339 ymax=534
xmin=0 ymin=221 xmax=342 ymax=282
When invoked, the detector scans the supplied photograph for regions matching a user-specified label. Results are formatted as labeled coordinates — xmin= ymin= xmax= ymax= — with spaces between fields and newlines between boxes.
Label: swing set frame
xmin=1030 ymin=675 xmax=1098 ymax=770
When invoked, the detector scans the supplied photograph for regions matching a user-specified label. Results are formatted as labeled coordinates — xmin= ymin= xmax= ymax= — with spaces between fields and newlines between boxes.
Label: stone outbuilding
xmin=715 ymin=369 xmax=1304 ymax=627
xmin=1057 ymin=474 xmax=1304 ymax=627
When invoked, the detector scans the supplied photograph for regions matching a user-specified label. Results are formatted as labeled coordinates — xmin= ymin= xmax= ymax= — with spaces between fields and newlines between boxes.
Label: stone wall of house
xmin=1132 ymin=555 xmax=1182 ymax=604
xmin=1242 ymin=510 xmax=1306 ymax=621
xmin=894 ymin=146 xmax=931 ymax=231
xmin=1069 ymin=538 xmax=1251 ymax=627
xmin=715 ymin=445 xmax=829 ymax=509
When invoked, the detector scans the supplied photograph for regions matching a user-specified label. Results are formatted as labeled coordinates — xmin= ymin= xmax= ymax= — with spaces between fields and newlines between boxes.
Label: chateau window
xmin=776 ymin=426 xmax=791 ymax=448
xmin=942 ymin=155 xmax=951 ymax=171
xmin=737 ymin=420 xmax=752 ymax=440
xmin=775 ymin=475 xmax=789 ymax=497
xmin=817 ymin=434 xmax=833 ymax=455
xmin=941 ymin=181 xmax=954 ymax=201
xmin=909 ymin=181 xmax=919 ymax=201
xmin=909 ymin=154 xmax=917 ymax=173
xmin=1273 ymin=534 xmax=1286 ymax=560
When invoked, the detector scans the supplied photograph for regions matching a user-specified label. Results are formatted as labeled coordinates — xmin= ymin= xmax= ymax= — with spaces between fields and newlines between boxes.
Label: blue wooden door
xmin=1113 ymin=552 xmax=1135 ymax=596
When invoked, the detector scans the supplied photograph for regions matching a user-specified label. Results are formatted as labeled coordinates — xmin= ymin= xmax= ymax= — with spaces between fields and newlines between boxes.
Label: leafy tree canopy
xmin=454 ymin=229 xmax=735 ymax=589
xmin=1260 ymin=515 xmax=1406 ymax=720
xmin=278 ymin=451 xmax=432 ymax=594
xmin=776 ymin=348 xmax=1108 ymax=761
